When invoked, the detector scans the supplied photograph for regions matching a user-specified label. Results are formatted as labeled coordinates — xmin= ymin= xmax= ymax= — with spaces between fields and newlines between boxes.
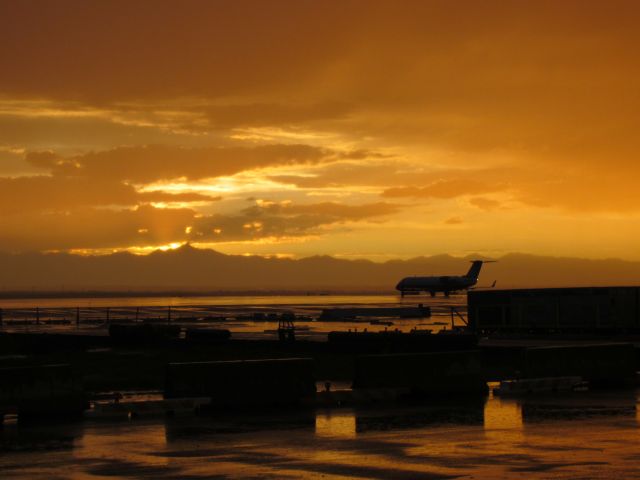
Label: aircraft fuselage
xmin=396 ymin=275 xmax=476 ymax=297
xmin=395 ymin=260 xmax=487 ymax=297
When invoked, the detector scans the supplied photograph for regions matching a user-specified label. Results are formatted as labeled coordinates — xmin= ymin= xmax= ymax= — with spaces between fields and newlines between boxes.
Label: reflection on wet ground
xmin=2 ymin=388 xmax=640 ymax=479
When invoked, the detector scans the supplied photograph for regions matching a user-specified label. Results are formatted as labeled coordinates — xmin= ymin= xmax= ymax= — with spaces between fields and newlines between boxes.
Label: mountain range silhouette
xmin=2 ymin=244 xmax=640 ymax=293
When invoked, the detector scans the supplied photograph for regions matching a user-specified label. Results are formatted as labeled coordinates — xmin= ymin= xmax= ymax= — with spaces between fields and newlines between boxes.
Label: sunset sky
xmin=1 ymin=0 xmax=640 ymax=261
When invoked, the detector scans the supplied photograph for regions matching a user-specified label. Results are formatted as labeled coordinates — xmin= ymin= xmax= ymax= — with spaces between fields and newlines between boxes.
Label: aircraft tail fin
xmin=465 ymin=260 xmax=496 ymax=280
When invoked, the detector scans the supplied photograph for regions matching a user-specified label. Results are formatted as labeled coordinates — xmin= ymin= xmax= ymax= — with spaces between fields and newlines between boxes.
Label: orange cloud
xmin=0 ymin=199 xmax=401 ymax=252
xmin=0 ymin=175 xmax=216 ymax=214
xmin=204 ymin=102 xmax=354 ymax=129
xmin=25 ymin=144 xmax=344 ymax=183
xmin=192 ymin=201 xmax=402 ymax=242
xmin=382 ymin=179 xmax=506 ymax=199
xmin=2 ymin=1 xmax=640 ymax=260
xmin=468 ymin=197 xmax=502 ymax=211
xmin=0 ymin=205 xmax=195 ymax=251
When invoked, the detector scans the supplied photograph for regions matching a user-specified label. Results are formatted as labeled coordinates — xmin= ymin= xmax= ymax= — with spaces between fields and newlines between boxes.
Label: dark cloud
xmin=2 ymin=1 xmax=639 ymax=215
xmin=2 ymin=1 xmax=637 ymax=103
xmin=191 ymin=201 xmax=402 ymax=242
xmin=469 ymin=197 xmax=502 ymax=211
xmin=379 ymin=166 xmax=640 ymax=213
xmin=0 ymin=0 xmax=358 ymax=101
xmin=2 ymin=0 xmax=640 ymax=258
xmin=0 ymin=142 xmax=354 ymax=220
xmin=0 ymin=200 xmax=401 ymax=252
xmin=205 ymin=102 xmax=354 ymax=129
xmin=2 ymin=1 xmax=639 ymax=175
xmin=0 ymin=114 xmax=178 ymax=153
xmin=268 ymin=162 xmax=406 ymax=188
xmin=24 ymin=144 xmax=345 ymax=183
xmin=0 ymin=205 xmax=195 ymax=251
xmin=249 ymin=201 xmax=400 ymax=218
xmin=382 ymin=179 xmax=506 ymax=199
xmin=0 ymin=141 xmax=391 ymax=251
xmin=0 ymin=149 xmax=42 ymax=176
xmin=0 ymin=175 xmax=216 ymax=214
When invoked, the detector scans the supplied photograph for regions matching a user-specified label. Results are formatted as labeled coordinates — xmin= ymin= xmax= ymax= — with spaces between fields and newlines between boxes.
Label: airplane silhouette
xmin=396 ymin=260 xmax=495 ymax=297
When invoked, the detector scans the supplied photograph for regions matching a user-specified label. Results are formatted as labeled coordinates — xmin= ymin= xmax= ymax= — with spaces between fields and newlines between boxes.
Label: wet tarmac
xmin=0 ymin=294 xmax=467 ymax=340
xmin=2 ymin=294 xmax=639 ymax=478
xmin=1 ymin=387 xmax=640 ymax=479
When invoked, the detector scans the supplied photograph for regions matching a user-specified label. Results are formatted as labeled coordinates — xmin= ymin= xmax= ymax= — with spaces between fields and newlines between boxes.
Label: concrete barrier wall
xmin=165 ymin=358 xmax=316 ymax=407
xmin=522 ymin=343 xmax=637 ymax=386
xmin=352 ymin=350 xmax=487 ymax=396
xmin=0 ymin=364 xmax=86 ymax=416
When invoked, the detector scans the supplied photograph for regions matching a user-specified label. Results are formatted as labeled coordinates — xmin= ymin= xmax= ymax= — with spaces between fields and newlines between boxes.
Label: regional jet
xmin=396 ymin=260 xmax=495 ymax=297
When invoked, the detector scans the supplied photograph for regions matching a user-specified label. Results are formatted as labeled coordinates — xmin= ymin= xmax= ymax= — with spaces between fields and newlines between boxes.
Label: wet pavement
xmin=1 ymin=388 xmax=640 ymax=479
xmin=0 ymin=294 xmax=467 ymax=340
xmin=2 ymin=294 xmax=639 ymax=478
